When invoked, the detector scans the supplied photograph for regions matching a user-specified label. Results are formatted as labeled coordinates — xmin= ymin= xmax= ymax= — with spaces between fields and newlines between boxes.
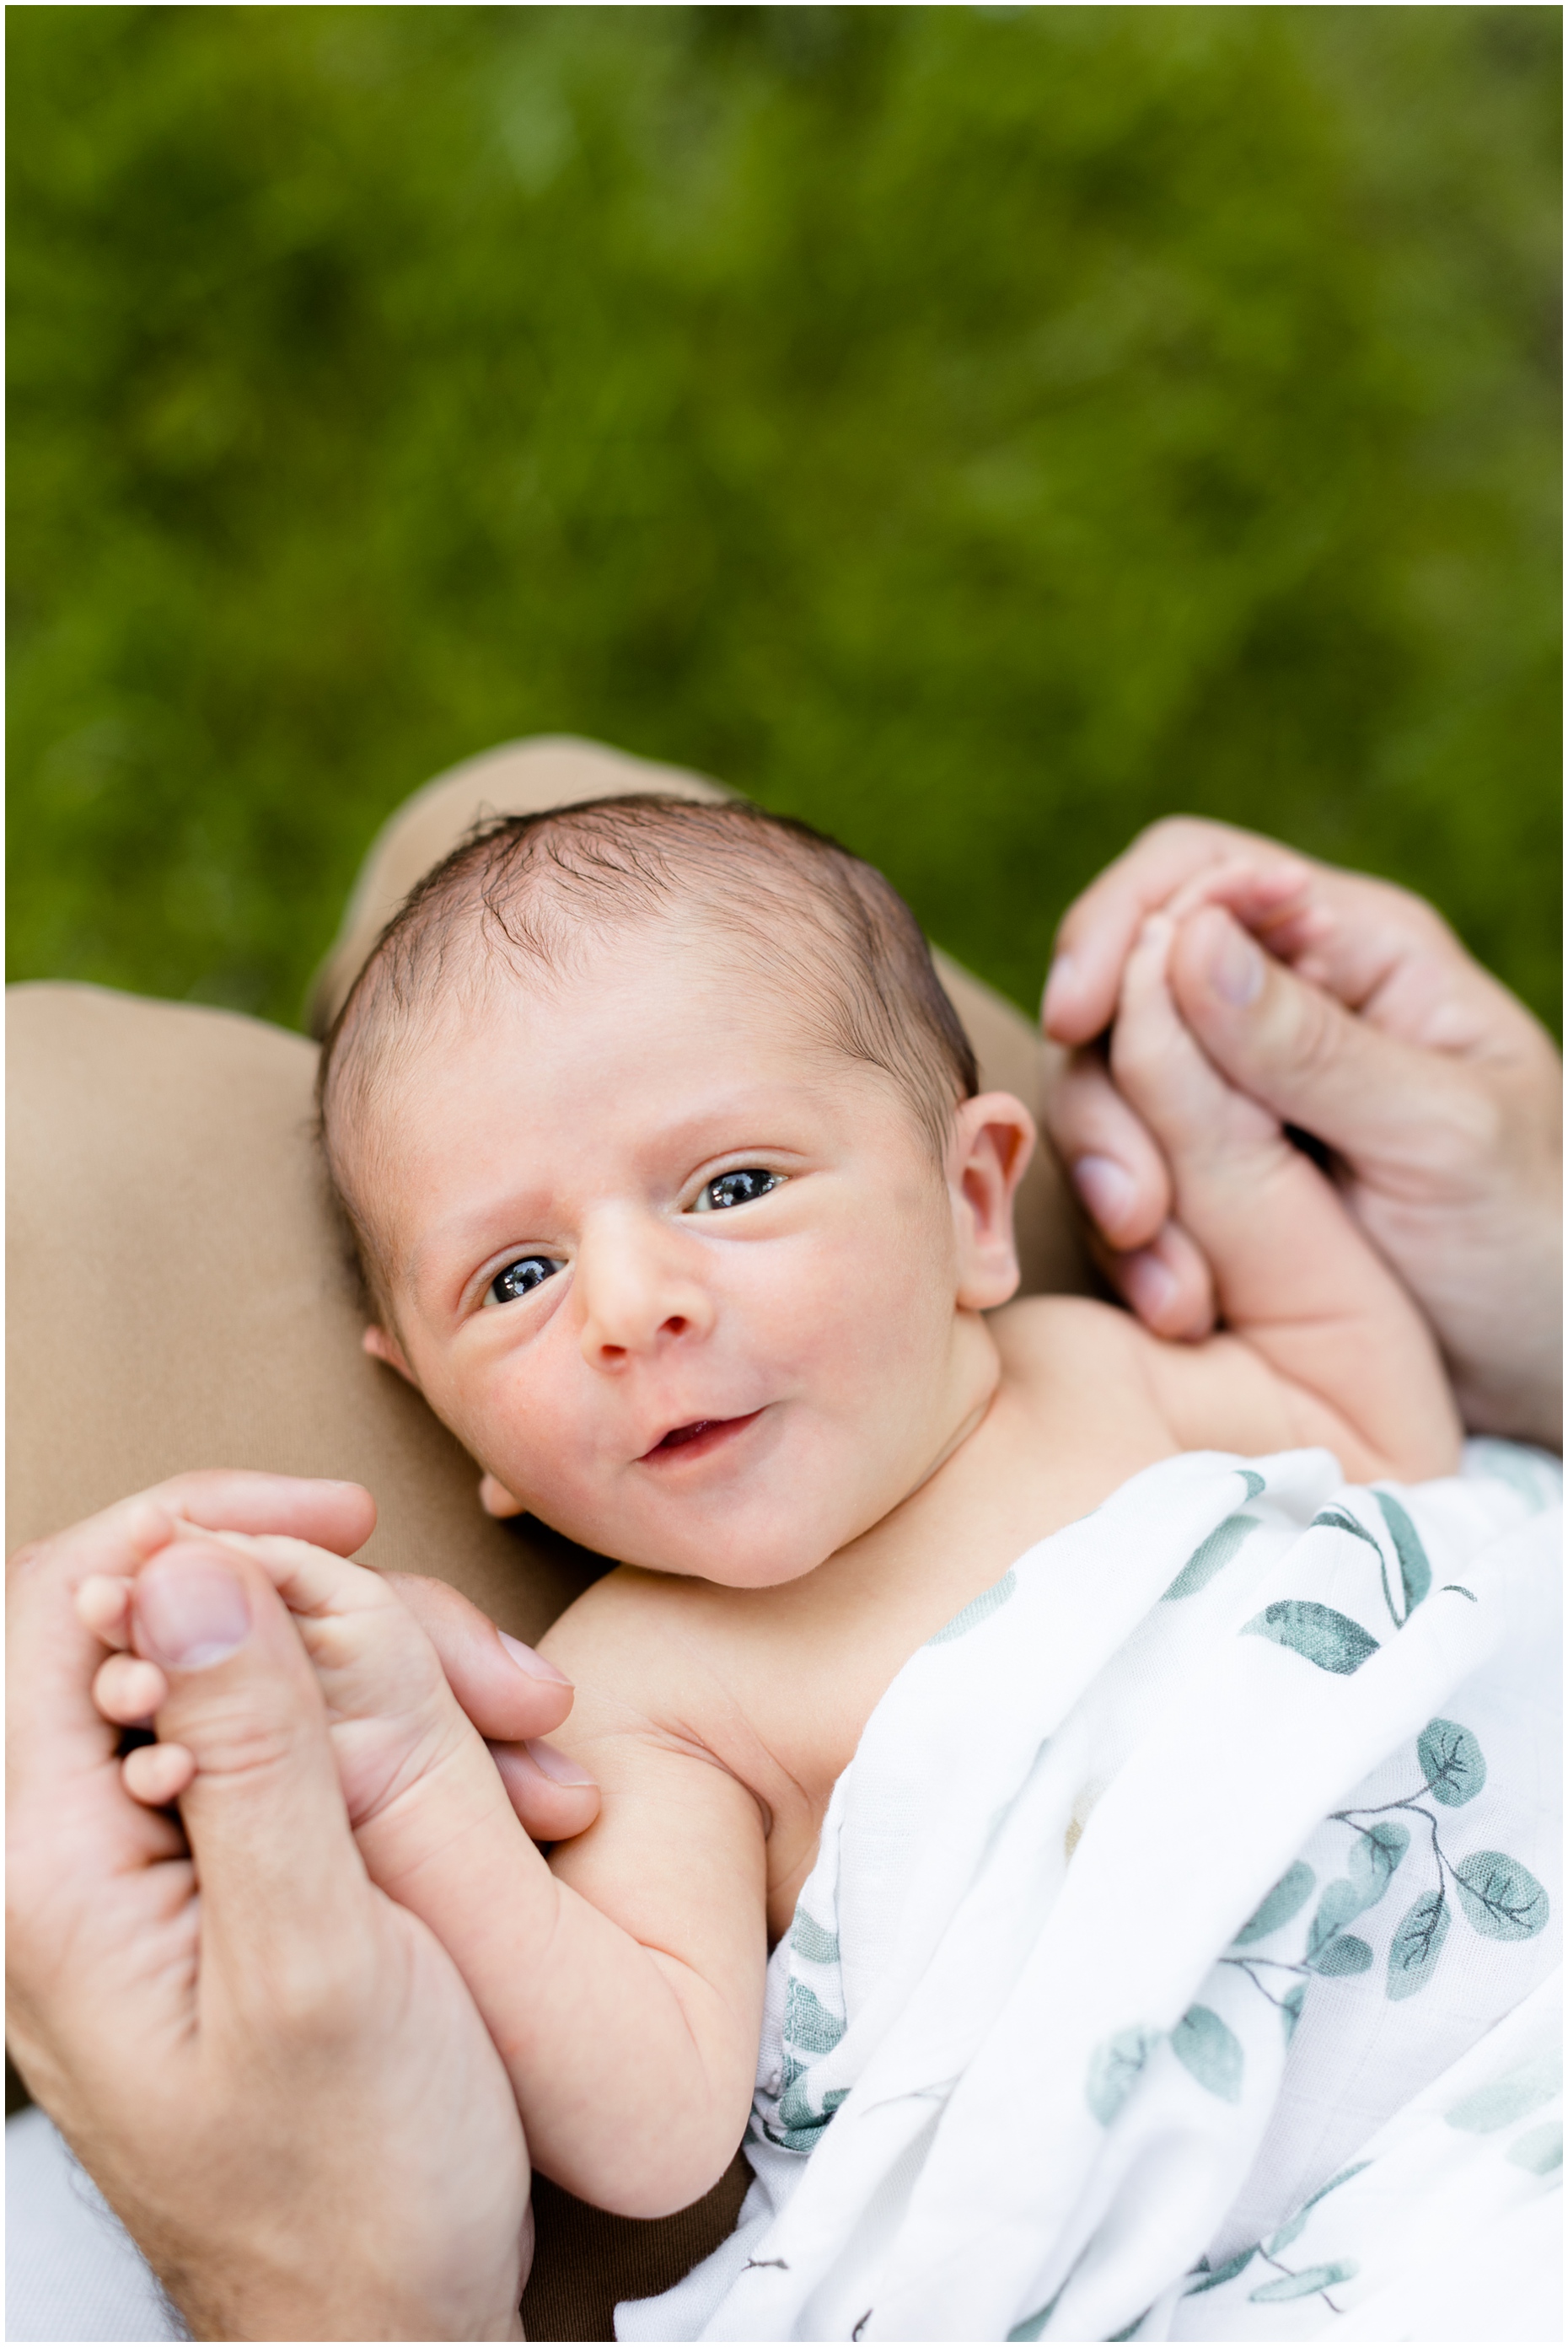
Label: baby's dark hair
xmin=317 ymin=794 xmax=978 ymax=1316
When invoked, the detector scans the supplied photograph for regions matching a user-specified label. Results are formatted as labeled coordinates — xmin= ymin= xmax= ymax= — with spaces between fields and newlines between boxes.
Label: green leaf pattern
xmin=1234 ymin=1861 xmax=1315 ymax=1946
xmin=1086 ymin=2025 xmax=1163 ymax=2127
xmin=1162 ymin=1512 xmax=1260 ymax=1601
xmin=1241 ymin=1599 xmax=1381 ymax=1673
xmin=1171 ymin=2005 xmax=1244 ymax=2102
xmin=734 ymin=1449 xmax=1557 ymax=2344
xmin=1417 ymin=1719 xmax=1486 ymax=1807
xmin=1387 ymin=1889 xmax=1450 ymax=2001
xmin=928 ymin=1568 xmax=1017 ymax=1644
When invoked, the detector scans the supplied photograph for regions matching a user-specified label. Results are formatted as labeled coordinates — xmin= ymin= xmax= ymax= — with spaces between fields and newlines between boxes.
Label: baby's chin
xmin=604 ymin=1517 xmax=841 ymax=1589
xmin=519 ymin=1486 xmax=858 ymax=1590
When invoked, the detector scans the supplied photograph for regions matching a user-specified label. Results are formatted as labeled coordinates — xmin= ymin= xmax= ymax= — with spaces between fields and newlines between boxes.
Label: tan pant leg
xmin=5 ymin=980 xmax=592 ymax=1634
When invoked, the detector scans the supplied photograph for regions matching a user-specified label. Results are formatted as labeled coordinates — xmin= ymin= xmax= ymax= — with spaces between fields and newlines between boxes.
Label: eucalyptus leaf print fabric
xmin=617 ymin=1444 xmax=1560 ymax=2344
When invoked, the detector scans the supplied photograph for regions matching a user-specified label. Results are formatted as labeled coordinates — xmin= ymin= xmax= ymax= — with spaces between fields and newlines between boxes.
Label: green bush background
xmin=8 ymin=5 xmax=1560 ymax=1032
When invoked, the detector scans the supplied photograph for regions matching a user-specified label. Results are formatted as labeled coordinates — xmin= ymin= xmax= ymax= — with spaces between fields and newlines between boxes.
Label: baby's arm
xmin=1108 ymin=909 xmax=1463 ymax=1480
xmin=82 ymin=1536 xmax=766 ymax=2220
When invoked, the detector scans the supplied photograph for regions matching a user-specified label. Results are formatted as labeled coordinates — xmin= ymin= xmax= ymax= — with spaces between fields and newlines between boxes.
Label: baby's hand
xmin=76 ymin=1533 xmax=599 ymax=1849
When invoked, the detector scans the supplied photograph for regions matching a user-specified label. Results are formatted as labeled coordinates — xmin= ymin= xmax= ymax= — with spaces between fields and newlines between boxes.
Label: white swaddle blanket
xmin=618 ymin=1442 xmax=1561 ymax=2344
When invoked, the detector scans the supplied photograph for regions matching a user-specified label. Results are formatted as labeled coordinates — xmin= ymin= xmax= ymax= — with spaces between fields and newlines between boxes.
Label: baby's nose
xmin=575 ymin=1218 xmax=716 ymax=1365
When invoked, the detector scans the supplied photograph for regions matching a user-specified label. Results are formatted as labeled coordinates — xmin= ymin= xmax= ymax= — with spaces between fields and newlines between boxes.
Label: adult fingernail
xmin=1041 ymin=953 xmax=1077 ymax=1026
xmin=499 ymin=1631 xmax=568 ymax=1684
xmin=524 ymin=1737 xmax=595 ymax=1786
xmin=1071 ymin=1154 xmax=1136 ymax=1230
xmin=137 ymin=1560 xmax=250 ymax=1669
xmin=1122 ymin=1249 xmax=1179 ymax=1321
xmin=1206 ymin=921 xmax=1264 ymax=1008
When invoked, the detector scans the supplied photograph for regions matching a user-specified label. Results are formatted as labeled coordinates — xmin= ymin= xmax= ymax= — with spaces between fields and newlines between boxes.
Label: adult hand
xmin=7 ymin=1472 xmax=534 ymax=2341
xmin=385 ymin=1572 xmax=600 ymax=1840
xmin=1043 ymin=818 xmax=1563 ymax=1449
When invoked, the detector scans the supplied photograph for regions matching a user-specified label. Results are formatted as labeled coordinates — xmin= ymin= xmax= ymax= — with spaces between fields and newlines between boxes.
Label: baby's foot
xmin=77 ymin=1533 xmax=596 ymax=1882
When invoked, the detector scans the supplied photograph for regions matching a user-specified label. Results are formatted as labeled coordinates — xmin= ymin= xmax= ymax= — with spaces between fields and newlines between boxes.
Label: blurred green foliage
xmin=8 ymin=5 xmax=1560 ymax=1030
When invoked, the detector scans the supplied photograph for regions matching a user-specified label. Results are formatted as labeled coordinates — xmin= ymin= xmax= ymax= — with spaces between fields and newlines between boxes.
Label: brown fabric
xmin=7 ymin=734 xmax=1091 ymax=2338
xmin=523 ymin=2161 xmax=754 ymax=2342
xmin=5 ymin=981 xmax=597 ymax=1630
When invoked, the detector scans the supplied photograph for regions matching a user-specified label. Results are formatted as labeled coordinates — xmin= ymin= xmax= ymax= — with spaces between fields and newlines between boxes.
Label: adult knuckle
xmin=254 ymin=1943 xmax=366 ymax=2042
xmin=179 ymin=1684 xmax=302 ymax=1782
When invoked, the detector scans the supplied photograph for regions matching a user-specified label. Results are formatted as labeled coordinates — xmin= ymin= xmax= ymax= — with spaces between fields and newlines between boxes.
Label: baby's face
xmin=357 ymin=932 xmax=1020 ymax=1587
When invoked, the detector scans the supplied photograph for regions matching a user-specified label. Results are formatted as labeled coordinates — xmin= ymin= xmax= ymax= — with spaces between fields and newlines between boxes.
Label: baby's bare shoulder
xmin=536 ymin=1564 xmax=794 ymax=1791
xmin=538 ymin=1565 xmax=722 ymax=1714
xmin=989 ymin=1291 xmax=1154 ymax=1380
xmin=992 ymin=1292 xmax=1342 ymax=1463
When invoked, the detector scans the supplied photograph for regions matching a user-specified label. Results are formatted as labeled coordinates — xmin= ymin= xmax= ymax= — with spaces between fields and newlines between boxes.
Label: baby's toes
xmin=121 ymin=1741 xmax=196 ymax=1807
xmin=204 ymin=1529 xmax=462 ymax=1826
xmin=93 ymin=1651 xmax=169 ymax=1727
xmin=75 ymin=1573 xmax=134 ymax=1650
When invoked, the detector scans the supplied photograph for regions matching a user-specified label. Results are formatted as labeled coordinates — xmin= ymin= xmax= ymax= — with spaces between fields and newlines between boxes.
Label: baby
xmin=81 ymin=797 xmax=1461 ymax=2222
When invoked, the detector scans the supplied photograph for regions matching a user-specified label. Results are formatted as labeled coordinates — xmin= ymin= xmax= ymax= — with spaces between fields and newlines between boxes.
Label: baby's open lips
xmin=639 ymin=1410 xmax=765 ymax=1464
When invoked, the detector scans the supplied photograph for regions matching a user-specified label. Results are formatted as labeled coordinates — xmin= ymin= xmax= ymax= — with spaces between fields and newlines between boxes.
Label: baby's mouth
xmin=641 ymin=1410 xmax=763 ymax=1464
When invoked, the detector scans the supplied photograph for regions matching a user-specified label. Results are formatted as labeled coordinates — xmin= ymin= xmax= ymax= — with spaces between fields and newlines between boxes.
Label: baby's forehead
xmin=357 ymin=912 xmax=866 ymax=1134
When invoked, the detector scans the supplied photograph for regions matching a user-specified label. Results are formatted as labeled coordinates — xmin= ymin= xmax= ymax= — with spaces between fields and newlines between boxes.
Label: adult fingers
xmin=1168 ymin=905 xmax=1489 ymax=1181
xmin=158 ymin=1470 xmax=376 ymax=1559
xmin=1041 ymin=1049 xmax=1173 ymax=1252
xmin=490 ymin=1738 xmax=602 ymax=1844
xmin=132 ymin=1543 xmax=373 ymax=2012
xmin=1043 ymin=817 xmax=1313 ymax=1045
xmin=383 ymin=1573 xmax=578 ymax=1747
xmin=1089 ymin=1217 xmax=1217 ymax=1343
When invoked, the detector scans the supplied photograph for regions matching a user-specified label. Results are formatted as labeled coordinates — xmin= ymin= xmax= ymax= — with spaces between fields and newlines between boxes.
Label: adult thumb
xmin=1169 ymin=905 xmax=1475 ymax=1174
xmin=134 ymin=1544 xmax=370 ymax=2007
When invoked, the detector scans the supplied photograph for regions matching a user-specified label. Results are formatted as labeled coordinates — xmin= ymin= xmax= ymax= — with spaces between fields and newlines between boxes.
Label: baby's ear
xmin=948 ymin=1093 xmax=1036 ymax=1311
xmin=362 ymin=1324 xmax=416 ymax=1383
xmin=478 ymin=1474 xmax=527 ymax=1520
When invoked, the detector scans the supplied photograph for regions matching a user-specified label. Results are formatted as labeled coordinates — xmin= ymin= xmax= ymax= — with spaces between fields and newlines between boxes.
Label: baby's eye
xmin=485 ymin=1256 xmax=563 ymax=1308
xmin=692 ymin=1168 xmax=783 ymax=1214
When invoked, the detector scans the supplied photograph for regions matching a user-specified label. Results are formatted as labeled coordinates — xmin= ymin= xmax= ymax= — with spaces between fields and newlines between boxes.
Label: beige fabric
xmin=5 ymin=981 xmax=595 ymax=1635
xmin=310 ymin=735 xmax=1093 ymax=1299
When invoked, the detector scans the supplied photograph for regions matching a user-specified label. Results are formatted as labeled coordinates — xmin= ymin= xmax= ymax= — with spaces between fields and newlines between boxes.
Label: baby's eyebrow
xmin=402 ymin=1184 xmax=559 ymax=1303
xmin=399 ymin=1077 xmax=837 ymax=1310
